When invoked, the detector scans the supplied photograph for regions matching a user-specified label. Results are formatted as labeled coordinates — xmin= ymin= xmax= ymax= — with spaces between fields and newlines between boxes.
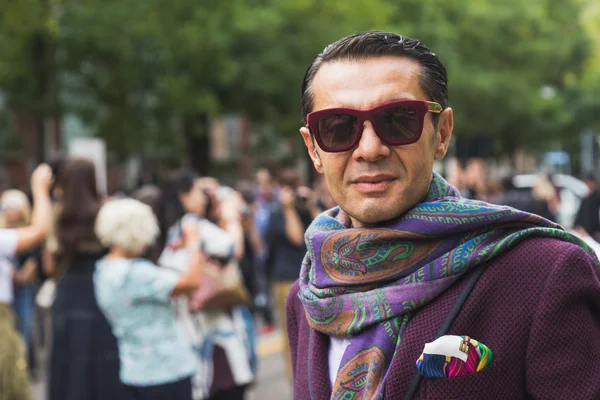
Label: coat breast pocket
xmin=415 ymin=356 xmax=509 ymax=400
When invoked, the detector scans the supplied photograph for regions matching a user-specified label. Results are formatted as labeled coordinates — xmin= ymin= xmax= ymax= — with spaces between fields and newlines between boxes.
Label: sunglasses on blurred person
xmin=306 ymin=99 xmax=442 ymax=153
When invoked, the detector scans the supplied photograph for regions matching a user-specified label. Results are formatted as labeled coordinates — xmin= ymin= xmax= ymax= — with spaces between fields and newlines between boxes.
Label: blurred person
xmin=451 ymin=171 xmax=474 ymax=198
xmin=251 ymin=168 xmax=277 ymax=333
xmin=497 ymin=174 xmax=557 ymax=222
xmin=265 ymin=168 xmax=313 ymax=381
xmin=158 ymin=170 xmax=254 ymax=400
xmin=45 ymin=157 xmax=130 ymax=400
xmin=255 ymin=168 xmax=275 ymax=204
xmin=531 ymin=174 xmax=558 ymax=221
xmin=133 ymin=185 xmax=163 ymax=263
xmin=287 ymin=31 xmax=600 ymax=399
xmin=483 ymin=178 xmax=504 ymax=204
xmin=1 ymin=190 xmax=41 ymax=375
xmin=582 ymin=173 xmax=598 ymax=193
xmin=297 ymin=184 xmax=322 ymax=220
xmin=496 ymin=175 xmax=544 ymax=216
xmin=254 ymin=168 xmax=278 ymax=241
xmin=463 ymin=159 xmax=488 ymax=200
xmin=313 ymin=176 xmax=337 ymax=211
xmin=94 ymin=198 xmax=204 ymax=400
xmin=306 ymin=176 xmax=338 ymax=219
xmin=235 ymin=180 xmax=265 ymax=314
xmin=0 ymin=164 xmax=52 ymax=400
xmin=47 ymin=154 xmax=67 ymax=202
xmin=196 ymin=177 xmax=222 ymax=224
xmin=574 ymin=173 xmax=600 ymax=241
xmin=133 ymin=184 xmax=162 ymax=214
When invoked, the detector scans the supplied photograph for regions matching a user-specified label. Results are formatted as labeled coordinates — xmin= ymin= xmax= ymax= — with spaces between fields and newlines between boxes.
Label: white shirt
xmin=0 ymin=229 xmax=18 ymax=304
xmin=328 ymin=337 xmax=350 ymax=387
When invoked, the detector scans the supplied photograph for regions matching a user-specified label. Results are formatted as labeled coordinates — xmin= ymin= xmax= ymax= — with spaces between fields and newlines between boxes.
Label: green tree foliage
xmin=0 ymin=0 xmax=598 ymax=162
xmin=385 ymin=0 xmax=593 ymax=153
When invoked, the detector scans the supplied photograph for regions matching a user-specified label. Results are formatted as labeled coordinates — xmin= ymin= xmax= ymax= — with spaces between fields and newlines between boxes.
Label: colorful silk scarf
xmin=298 ymin=172 xmax=595 ymax=399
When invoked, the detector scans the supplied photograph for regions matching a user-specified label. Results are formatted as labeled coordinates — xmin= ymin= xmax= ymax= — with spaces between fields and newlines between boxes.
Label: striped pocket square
xmin=416 ymin=335 xmax=493 ymax=379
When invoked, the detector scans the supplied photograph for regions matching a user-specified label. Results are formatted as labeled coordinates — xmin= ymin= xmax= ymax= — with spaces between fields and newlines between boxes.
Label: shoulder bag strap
xmin=403 ymin=264 xmax=488 ymax=400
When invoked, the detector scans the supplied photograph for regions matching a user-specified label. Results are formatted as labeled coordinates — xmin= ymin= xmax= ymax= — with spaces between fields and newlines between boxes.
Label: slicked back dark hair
xmin=301 ymin=31 xmax=448 ymax=126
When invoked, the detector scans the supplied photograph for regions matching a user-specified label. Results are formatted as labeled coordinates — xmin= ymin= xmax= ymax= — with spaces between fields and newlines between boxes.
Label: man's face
xmin=300 ymin=56 xmax=453 ymax=227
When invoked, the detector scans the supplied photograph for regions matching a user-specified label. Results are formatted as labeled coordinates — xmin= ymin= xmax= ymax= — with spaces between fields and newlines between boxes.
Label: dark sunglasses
xmin=306 ymin=99 xmax=442 ymax=153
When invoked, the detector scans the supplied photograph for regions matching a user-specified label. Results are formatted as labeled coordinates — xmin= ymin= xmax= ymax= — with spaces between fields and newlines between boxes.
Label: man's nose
xmin=352 ymin=121 xmax=391 ymax=162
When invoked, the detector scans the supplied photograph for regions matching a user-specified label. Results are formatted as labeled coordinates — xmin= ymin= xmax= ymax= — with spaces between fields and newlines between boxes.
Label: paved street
xmin=249 ymin=334 xmax=293 ymax=400
xmin=32 ymin=330 xmax=292 ymax=400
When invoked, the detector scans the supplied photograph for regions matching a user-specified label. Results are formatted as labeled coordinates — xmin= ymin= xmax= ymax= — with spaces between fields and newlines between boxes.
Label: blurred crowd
xmin=449 ymin=172 xmax=559 ymax=222
xmin=0 ymin=156 xmax=335 ymax=400
xmin=450 ymin=168 xmax=600 ymax=253
xmin=3 ymin=156 xmax=600 ymax=400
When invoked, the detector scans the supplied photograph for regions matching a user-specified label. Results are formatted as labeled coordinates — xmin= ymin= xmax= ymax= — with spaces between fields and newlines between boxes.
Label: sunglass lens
xmin=318 ymin=114 xmax=360 ymax=151
xmin=374 ymin=105 xmax=419 ymax=144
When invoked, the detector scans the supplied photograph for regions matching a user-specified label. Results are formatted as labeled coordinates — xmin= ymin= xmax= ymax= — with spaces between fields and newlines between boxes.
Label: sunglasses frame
xmin=306 ymin=99 xmax=442 ymax=153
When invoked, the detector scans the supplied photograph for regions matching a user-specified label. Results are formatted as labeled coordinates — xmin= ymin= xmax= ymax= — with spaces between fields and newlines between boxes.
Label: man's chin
xmin=347 ymin=206 xmax=407 ymax=227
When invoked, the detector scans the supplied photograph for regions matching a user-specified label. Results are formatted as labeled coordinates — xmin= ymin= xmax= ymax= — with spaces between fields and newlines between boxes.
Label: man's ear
xmin=300 ymin=127 xmax=323 ymax=173
xmin=434 ymin=107 xmax=453 ymax=160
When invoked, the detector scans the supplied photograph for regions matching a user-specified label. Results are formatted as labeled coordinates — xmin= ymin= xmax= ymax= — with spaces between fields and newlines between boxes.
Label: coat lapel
xmin=308 ymin=327 xmax=332 ymax=399
xmin=384 ymin=270 xmax=467 ymax=398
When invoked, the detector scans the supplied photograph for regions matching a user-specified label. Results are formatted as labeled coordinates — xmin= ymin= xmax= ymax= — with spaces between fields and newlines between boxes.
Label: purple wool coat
xmin=286 ymin=237 xmax=600 ymax=399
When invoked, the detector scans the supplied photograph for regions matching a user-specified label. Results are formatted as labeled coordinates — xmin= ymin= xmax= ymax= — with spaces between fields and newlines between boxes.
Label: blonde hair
xmin=0 ymin=190 xmax=32 ymax=228
xmin=95 ymin=198 xmax=160 ymax=255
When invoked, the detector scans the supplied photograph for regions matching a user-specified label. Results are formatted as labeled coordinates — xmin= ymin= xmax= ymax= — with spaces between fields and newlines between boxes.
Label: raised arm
xmin=280 ymin=187 xmax=305 ymax=247
xmin=219 ymin=192 xmax=246 ymax=260
xmin=15 ymin=164 xmax=53 ymax=253
xmin=171 ymin=219 xmax=204 ymax=296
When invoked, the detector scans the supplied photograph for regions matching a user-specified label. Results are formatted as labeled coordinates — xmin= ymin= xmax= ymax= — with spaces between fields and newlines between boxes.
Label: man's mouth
xmin=351 ymin=174 xmax=397 ymax=193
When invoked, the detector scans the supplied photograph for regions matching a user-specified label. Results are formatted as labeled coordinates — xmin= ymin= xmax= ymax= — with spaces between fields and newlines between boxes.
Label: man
xmin=286 ymin=31 xmax=600 ymax=399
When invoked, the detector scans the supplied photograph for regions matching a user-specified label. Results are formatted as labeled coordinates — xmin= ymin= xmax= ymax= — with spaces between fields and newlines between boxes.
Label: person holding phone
xmin=265 ymin=168 xmax=313 ymax=381
xmin=0 ymin=164 xmax=53 ymax=400
xmin=158 ymin=170 xmax=254 ymax=400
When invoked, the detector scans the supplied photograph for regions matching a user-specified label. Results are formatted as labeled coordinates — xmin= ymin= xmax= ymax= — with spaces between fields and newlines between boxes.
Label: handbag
xmin=158 ymin=218 xmax=250 ymax=311
xmin=188 ymin=256 xmax=250 ymax=311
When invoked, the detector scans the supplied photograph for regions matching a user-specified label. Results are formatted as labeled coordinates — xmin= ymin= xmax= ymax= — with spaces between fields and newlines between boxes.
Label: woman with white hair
xmin=94 ymin=198 xmax=203 ymax=400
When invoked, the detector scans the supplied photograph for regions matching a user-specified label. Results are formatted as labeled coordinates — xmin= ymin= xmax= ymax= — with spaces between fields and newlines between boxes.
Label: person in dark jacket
xmin=46 ymin=158 xmax=131 ymax=400
xmin=574 ymin=174 xmax=600 ymax=241
xmin=287 ymin=31 xmax=600 ymax=399
xmin=265 ymin=169 xmax=312 ymax=381
xmin=496 ymin=175 xmax=556 ymax=222
xmin=0 ymin=164 xmax=53 ymax=400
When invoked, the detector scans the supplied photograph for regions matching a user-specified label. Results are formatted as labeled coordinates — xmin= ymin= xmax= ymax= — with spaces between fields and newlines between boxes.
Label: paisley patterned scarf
xmin=298 ymin=172 xmax=594 ymax=399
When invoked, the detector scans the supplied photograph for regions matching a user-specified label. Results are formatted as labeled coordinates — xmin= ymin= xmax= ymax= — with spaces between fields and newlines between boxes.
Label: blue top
xmin=94 ymin=257 xmax=196 ymax=386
